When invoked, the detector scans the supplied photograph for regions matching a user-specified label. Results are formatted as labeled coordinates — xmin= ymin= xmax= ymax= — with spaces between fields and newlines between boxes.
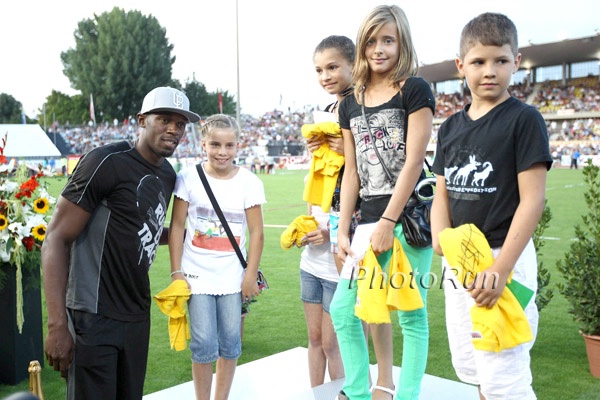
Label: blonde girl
xmin=329 ymin=5 xmax=435 ymax=400
xmin=168 ymin=114 xmax=266 ymax=400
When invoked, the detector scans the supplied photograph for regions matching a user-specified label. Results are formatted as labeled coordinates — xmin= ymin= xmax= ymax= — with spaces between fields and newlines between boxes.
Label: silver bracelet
xmin=170 ymin=270 xmax=182 ymax=277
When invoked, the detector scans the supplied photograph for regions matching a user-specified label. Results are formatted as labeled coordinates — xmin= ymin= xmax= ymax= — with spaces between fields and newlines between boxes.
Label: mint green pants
xmin=330 ymin=224 xmax=432 ymax=400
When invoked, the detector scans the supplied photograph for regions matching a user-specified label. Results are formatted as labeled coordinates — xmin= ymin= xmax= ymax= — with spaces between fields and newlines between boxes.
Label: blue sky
xmin=1 ymin=0 xmax=598 ymax=118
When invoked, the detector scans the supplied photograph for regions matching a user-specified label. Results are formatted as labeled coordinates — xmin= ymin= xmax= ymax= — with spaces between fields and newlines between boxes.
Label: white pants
xmin=442 ymin=239 xmax=538 ymax=400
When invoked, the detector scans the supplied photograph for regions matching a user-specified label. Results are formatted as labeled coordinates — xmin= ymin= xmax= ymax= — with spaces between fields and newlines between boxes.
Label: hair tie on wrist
xmin=380 ymin=216 xmax=397 ymax=224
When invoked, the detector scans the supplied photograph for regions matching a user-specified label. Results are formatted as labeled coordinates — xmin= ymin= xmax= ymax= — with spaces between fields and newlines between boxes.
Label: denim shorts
xmin=300 ymin=269 xmax=338 ymax=313
xmin=188 ymin=293 xmax=242 ymax=363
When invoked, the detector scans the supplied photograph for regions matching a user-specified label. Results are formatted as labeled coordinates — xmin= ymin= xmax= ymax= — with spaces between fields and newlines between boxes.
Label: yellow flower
xmin=33 ymin=197 xmax=49 ymax=214
xmin=32 ymin=224 xmax=46 ymax=241
xmin=0 ymin=214 xmax=7 ymax=230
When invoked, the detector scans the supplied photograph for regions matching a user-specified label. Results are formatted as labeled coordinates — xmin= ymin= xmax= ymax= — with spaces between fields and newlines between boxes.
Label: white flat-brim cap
xmin=140 ymin=87 xmax=200 ymax=123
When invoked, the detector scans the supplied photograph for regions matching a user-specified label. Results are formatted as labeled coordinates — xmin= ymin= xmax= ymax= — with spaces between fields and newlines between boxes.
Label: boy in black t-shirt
xmin=431 ymin=13 xmax=552 ymax=400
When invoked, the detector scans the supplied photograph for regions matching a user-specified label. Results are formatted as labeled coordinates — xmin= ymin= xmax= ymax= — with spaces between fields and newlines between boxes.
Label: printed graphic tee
xmin=174 ymin=164 xmax=266 ymax=295
xmin=62 ymin=141 xmax=176 ymax=322
xmin=432 ymin=97 xmax=552 ymax=247
xmin=338 ymin=77 xmax=435 ymax=223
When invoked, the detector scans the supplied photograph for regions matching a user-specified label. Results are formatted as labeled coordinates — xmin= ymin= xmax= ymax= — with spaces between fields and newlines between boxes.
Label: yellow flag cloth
xmin=280 ymin=215 xmax=319 ymax=249
xmin=438 ymin=224 xmax=533 ymax=352
xmin=154 ymin=280 xmax=191 ymax=351
xmin=354 ymin=239 xmax=424 ymax=324
xmin=301 ymin=122 xmax=345 ymax=213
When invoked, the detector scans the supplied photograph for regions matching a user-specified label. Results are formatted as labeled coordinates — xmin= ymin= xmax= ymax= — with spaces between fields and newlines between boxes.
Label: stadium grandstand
xmin=47 ymin=34 xmax=600 ymax=173
xmin=417 ymin=34 xmax=600 ymax=166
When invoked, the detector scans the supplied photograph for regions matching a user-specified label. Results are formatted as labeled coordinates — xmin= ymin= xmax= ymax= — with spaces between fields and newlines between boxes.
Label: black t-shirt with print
xmin=338 ymin=77 xmax=435 ymax=223
xmin=62 ymin=141 xmax=176 ymax=321
xmin=432 ymin=97 xmax=552 ymax=247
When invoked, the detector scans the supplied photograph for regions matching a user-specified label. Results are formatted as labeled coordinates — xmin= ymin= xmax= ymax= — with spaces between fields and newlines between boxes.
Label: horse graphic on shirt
xmin=453 ymin=155 xmax=481 ymax=186
xmin=444 ymin=166 xmax=459 ymax=185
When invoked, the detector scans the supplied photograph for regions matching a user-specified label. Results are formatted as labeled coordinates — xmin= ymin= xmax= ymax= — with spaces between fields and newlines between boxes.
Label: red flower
xmin=0 ymin=155 xmax=6 ymax=164
xmin=22 ymin=236 xmax=35 ymax=251
xmin=15 ymin=176 xmax=40 ymax=199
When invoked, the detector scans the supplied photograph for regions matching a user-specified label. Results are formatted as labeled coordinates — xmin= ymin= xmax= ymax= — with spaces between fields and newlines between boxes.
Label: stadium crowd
xmin=532 ymin=76 xmax=600 ymax=114
xmin=48 ymin=78 xmax=600 ymax=167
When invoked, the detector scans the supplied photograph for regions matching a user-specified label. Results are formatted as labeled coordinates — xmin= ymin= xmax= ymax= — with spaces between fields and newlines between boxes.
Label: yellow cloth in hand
xmin=301 ymin=122 xmax=344 ymax=213
xmin=438 ymin=224 xmax=533 ymax=352
xmin=354 ymin=239 xmax=424 ymax=324
xmin=280 ymin=215 xmax=319 ymax=249
xmin=301 ymin=121 xmax=342 ymax=139
xmin=154 ymin=280 xmax=191 ymax=351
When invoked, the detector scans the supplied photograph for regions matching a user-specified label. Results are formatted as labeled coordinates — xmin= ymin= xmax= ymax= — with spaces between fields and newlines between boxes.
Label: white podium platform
xmin=143 ymin=347 xmax=478 ymax=399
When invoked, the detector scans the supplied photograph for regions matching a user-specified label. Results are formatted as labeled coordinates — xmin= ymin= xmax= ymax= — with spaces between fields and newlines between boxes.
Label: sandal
xmin=336 ymin=390 xmax=349 ymax=400
xmin=371 ymin=385 xmax=397 ymax=398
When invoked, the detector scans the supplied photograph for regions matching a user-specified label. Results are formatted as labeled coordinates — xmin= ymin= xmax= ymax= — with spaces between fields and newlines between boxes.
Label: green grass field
xmin=1 ymin=167 xmax=598 ymax=399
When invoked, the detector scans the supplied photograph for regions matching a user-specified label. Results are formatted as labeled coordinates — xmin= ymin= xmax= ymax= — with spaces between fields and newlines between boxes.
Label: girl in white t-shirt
xmin=298 ymin=35 xmax=356 ymax=389
xmin=168 ymin=114 xmax=266 ymax=400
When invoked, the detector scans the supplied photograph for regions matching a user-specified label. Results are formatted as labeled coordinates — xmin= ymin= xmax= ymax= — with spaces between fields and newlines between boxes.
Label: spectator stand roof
xmin=417 ymin=34 xmax=600 ymax=84
xmin=0 ymin=124 xmax=61 ymax=158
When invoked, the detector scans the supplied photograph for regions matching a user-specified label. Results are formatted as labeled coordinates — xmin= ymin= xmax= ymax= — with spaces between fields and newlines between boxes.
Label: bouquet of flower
xmin=0 ymin=134 xmax=54 ymax=333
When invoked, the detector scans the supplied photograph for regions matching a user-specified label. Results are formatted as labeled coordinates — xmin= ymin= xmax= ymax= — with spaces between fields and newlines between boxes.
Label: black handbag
xmin=400 ymin=162 xmax=436 ymax=248
xmin=361 ymin=94 xmax=435 ymax=248
xmin=195 ymin=165 xmax=269 ymax=295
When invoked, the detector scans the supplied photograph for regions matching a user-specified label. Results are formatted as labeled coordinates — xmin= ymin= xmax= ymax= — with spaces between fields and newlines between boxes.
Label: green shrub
xmin=534 ymin=201 xmax=553 ymax=312
xmin=557 ymin=160 xmax=600 ymax=336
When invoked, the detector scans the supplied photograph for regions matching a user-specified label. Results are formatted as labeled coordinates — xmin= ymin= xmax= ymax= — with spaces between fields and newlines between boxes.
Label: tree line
xmin=0 ymin=7 xmax=236 ymax=125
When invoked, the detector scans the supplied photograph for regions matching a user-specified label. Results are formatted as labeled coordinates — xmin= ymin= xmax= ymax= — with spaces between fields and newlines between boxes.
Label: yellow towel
xmin=354 ymin=239 xmax=424 ymax=324
xmin=301 ymin=122 xmax=345 ymax=213
xmin=280 ymin=215 xmax=319 ymax=249
xmin=154 ymin=280 xmax=191 ymax=351
xmin=438 ymin=224 xmax=534 ymax=352
xmin=301 ymin=121 xmax=341 ymax=139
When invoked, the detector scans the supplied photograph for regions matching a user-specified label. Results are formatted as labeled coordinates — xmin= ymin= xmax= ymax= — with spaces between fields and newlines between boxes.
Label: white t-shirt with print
xmin=174 ymin=164 xmax=266 ymax=295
